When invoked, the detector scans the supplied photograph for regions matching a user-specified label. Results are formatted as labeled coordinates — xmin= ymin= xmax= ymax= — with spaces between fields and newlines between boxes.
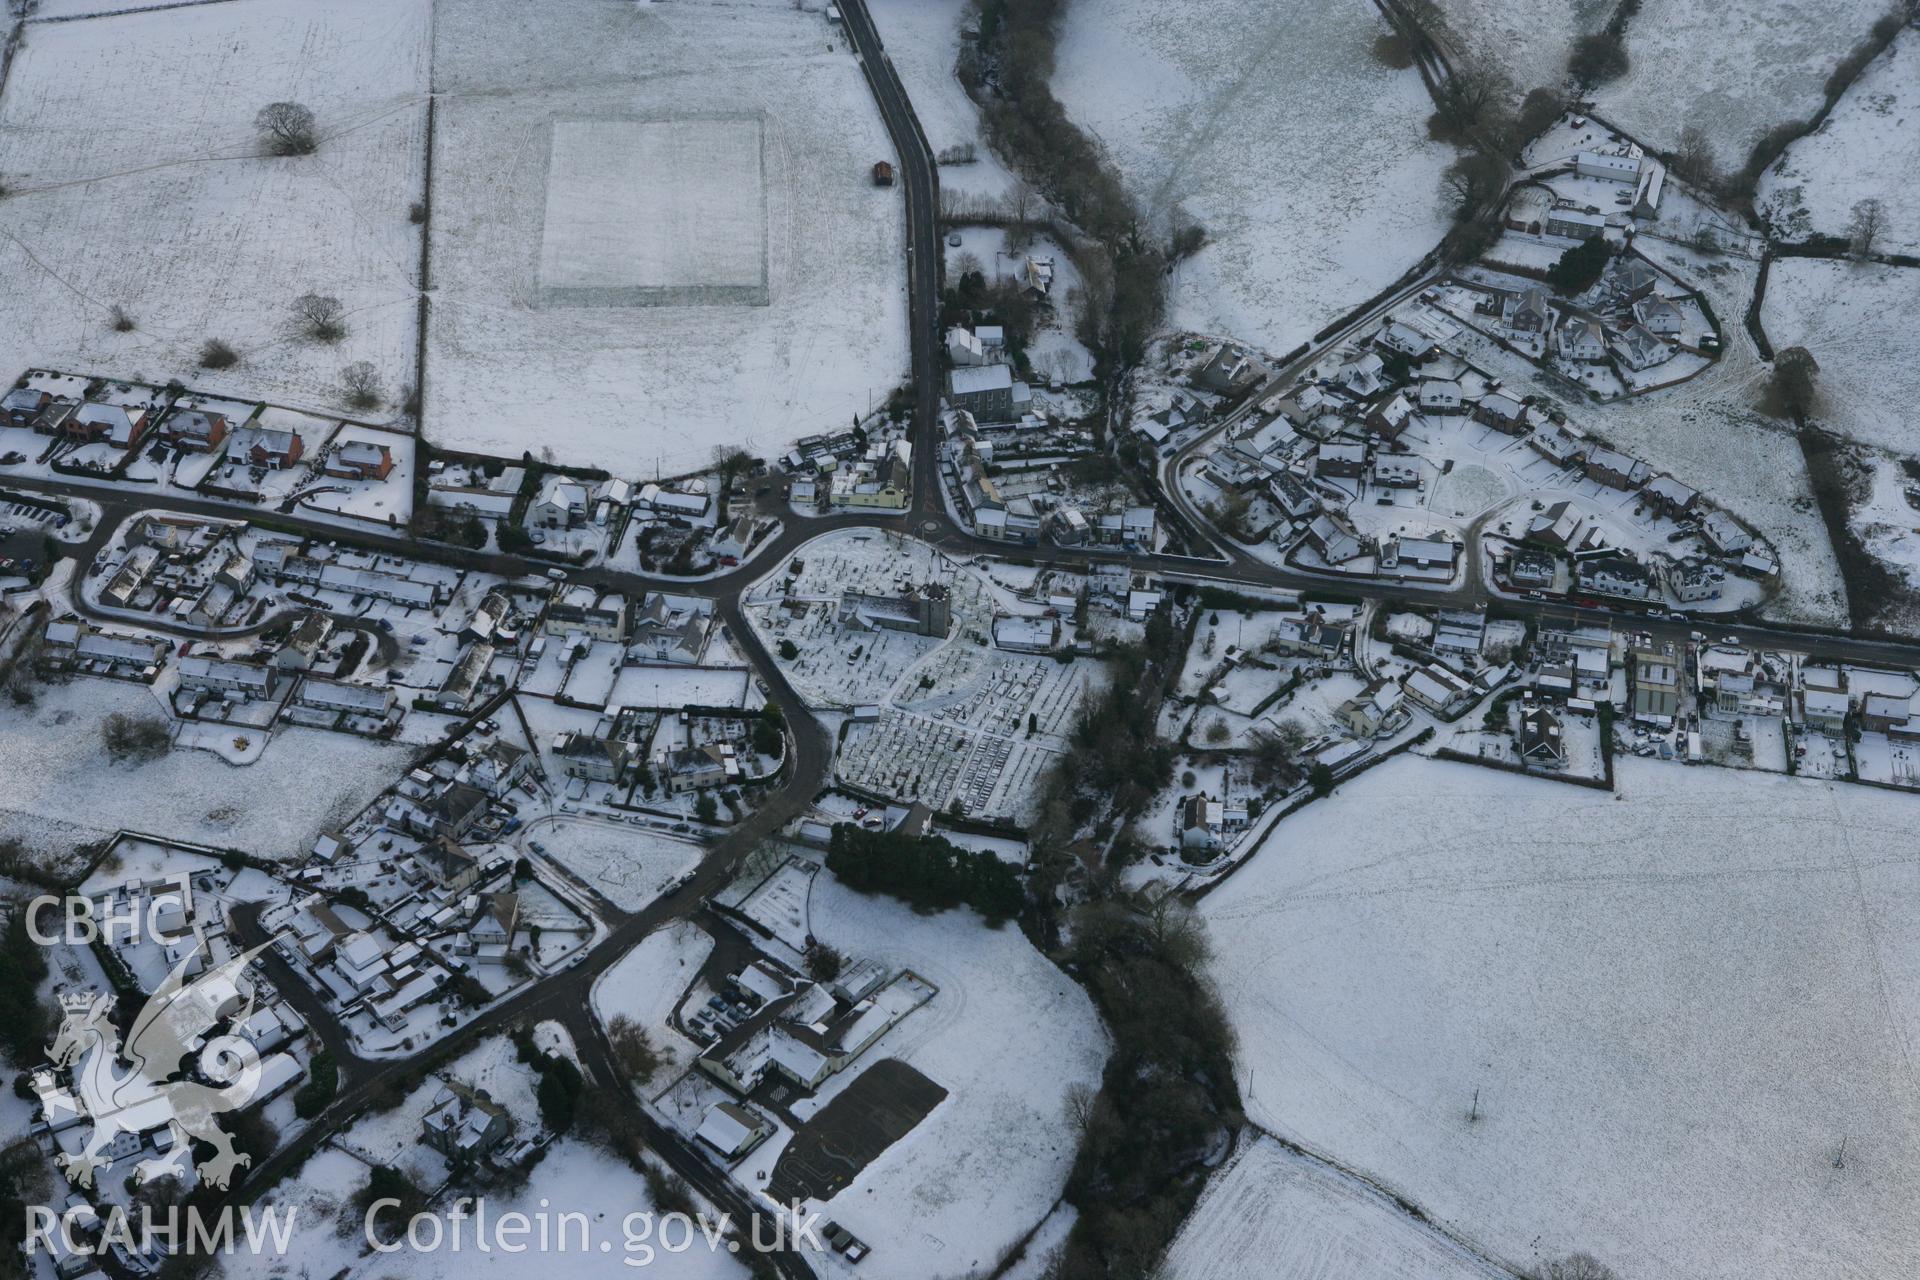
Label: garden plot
xmin=427 ymin=0 xmax=907 ymax=474
xmin=1051 ymin=0 xmax=1454 ymax=355
xmin=592 ymin=920 xmax=714 ymax=1096
xmin=1594 ymin=0 xmax=1894 ymax=155
xmin=0 ymin=0 xmax=430 ymax=415
xmin=521 ymin=815 xmax=703 ymax=912
xmin=1202 ymin=756 xmax=1920 ymax=1280
xmin=787 ymin=874 xmax=1107 ymax=1275
xmin=1759 ymin=29 xmax=1920 ymax=253
xmin=0 ymin=677 xmax=415 ymax=866
xmin=1165 ymin=1134 xmax=1508 ymax=1280
xmin=1761 ymin=259 xmax=1920 ymax=454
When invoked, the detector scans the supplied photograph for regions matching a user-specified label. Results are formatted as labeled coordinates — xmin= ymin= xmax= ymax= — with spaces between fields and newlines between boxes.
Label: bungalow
xmin=636 ymin=483 xmax=711 ymax=521
xmin=326 ymin=439 xmax=394 ymax=480
xmin=229 ymin=424 xmax=304 ymax=469
xmin=1633 ymin=296 xmax=1685 ymax=336
xmin=1384 ymin=534 xmax=1456 ymax=573
xmin=1519 ymin=703 xmax=1567 ymax=769
xmin=1473 ymin=391 xmax=1528 ymax=434
xmin=1401 ymin=662 xmax=1472 ymax=715
xmin=437 ymin=641 xmax=495 ymax=710
xmin=1559 ymin=318 xmax=1609 ymax=362
xmin=1862 ymin=693 xmax=1912 ymax=735
xmin=1585 ymin=447 xmax=1649 ymax=490
xmin=694 ymin=1102 xmax=775 ymax=1161
xmin=1417 ymin=379 xmax=1463 ymax=413
xmin=993 ymin=614 xmax=1063 ymax=654
xmin=1177 ymin=794 xmax=1219 ymax=855
xmin=1614 ymin=323 xmax=1670 ymax=372
xmin=1701 ymin=509 xmax=1754 ymax=555
xmin=162 ymin=410 xmax=229 ymax=453
xmin=1376 ymin=321 xmax=1435 ymax=360
xmin=1269 ymin=616 xmax=1348 ymax=660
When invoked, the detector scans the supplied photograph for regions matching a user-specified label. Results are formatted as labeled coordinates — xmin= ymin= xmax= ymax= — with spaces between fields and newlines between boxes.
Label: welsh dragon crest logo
xmin=46 ymin=940 xmax=278 ymax=1192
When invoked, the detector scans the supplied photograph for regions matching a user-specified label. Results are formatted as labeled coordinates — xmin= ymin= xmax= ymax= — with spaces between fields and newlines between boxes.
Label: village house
xmin=1559 ymin=317 xmax=1609 ymax=362
xmin=1193 ymin=343 xmax=1269 ymax=394
xmin=228 ymin=424 xmax=304 ymax=469
xmin=1302 ymin=510 xmax=1368 ymax=565
xmin=1670 ymin=558 xmax=1724 ymax=603
xmin=1365 ymin=392 xmax=1416 ymax=442
xmin=1582 ymin=555 xmax=1654 ymax=600
xmin=1799 ymin=688 xmax=1849 ymax=735
xmin=1528 ymin=422 xmax=1588 ymax=466
xmin=1614 ymin=323 xmax=1670 ymax=372
xmin=1630 ymin=641 xmax=1682 ymax=724
xmin=326 ymin=439 xmax=395 ymax=480
xmin=1633 ymin=296 xmax=1685 ymax=336
xmin=948 ymin=363 xmax=1022 ymax=421
xmin=1401 ymin=662 xmax=1473 ymax=715
xmin=1 ymin=386 xmax=50 ymax=426
xmin=1315 ymin=441 xmax=1367 ymax=478
xmin=1337 ymin=681 xmax=1406 ymax=738
xmin=1417 ymin=379 xmax=1463 ymax=413
xmin=421 ymin=1082 xmax=512 ymax=1161
xmin=1575 ymin=150 xmax=1642 ymax=183
xmin=1641 ymin=474 xmax=1698 ymax=518
xmin=1510 ymin=287 xmax=1550 ymax=332
xmin=531 ymin=476 xmax=589 ymax=528
xmin=1519 ymin=702 xmax=1567 ymax=769
xmin=1545 ymin=208 xmax=1606 ymax=241
xmin=1472 ymin=391 xmax=1527 ymax=435
xmin=177 ymin=655 xmax=278 ymax=698
xmin=1585 ymin=446 xmax=1649 ymax=490
xmin=161 ymin=409 xmax=229 ymax=453
xmin=694 ymin=1102 xmax=775 ymax=1161
xmin=1376 ymin=321 xmax=1435 ymax=361
xmin=65 ymin=402 xmax=149 ymax=449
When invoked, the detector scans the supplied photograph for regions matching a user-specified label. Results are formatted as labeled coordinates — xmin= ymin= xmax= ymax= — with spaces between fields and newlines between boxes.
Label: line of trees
xmin=825 ymin=823 xmax=1025 ymax=923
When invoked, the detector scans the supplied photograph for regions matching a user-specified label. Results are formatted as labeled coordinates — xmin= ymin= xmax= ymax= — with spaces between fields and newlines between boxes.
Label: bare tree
xmin=1006 ymin=179 xmax=1039 ymax=250
xmin=102 ymin=712 xmax=171 ymax=763
xmin=255 ymin=101 xmax=317 ymax=156
xmin=1771 ymin=345 xmax=1820 ymax=419
xmin=340 ymin=360 xmax=382 ymax=410
xmin=291 ymin=292 xmax=346 ymax=342
xmin=1848 ymin=196 xmax=1884 ymax=261
xmin=1537 ymin=1254 xmax=1621 ymax=1280
xmin=1670 ymin=125 xmax=1719 ymax=187
xmin=1062 ymin=1082 xmax=1098 ymax=1136
xmin=1442 ymin=151 xmax=1508 ymax=219
xmin=107 ymin=304 xmax=135 ymax=333
xmin=199 ymin=338 xmax=239 ymax=369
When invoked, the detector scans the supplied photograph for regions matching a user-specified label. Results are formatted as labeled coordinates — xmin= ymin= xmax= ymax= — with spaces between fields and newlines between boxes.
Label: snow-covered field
xmin=0 ymin=0 xmax=429 ymax=416
xmin=592 ymin=921 xmax=714 ymax=1093
xmin=524 ymin=816 xmax=703 ymax=912
xmin=1594 ymin=0 xmax=1894 ymax=154
xmin=1051 ymin=0 xmax=1454 ymax=355
xmin=0 ymin=678 xmax=415 ymax=864
xmin=866 ymin=0 xmax=1020 ymax=208
xmin=795 ymin=876 xmax=1107 ymax=1273
xmin=1201 ymin=756 xmax=1920 ymax=1280
xmin=1165 ymin=1134 xmax=1508 ymax=1280
xmin=1431 ymin=0 xmax=1591 ymax=96
xmin=1758 ymin=29 xmax=1920 ymax=253
xmin=1760 ymin=258 xmax=1920 ymax=454
xmin=425 ymin=0 xmax=907 ymax=474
